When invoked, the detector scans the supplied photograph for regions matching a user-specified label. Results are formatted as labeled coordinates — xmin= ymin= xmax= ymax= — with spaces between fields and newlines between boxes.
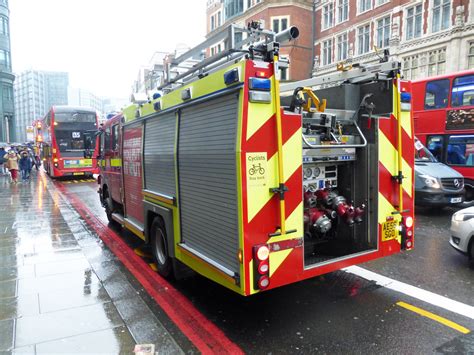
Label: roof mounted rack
xmin=158 ymin=22 xmax=299 ymax=92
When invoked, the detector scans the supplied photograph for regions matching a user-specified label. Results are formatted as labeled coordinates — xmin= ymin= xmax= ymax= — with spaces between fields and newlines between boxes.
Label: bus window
xmin=426 ymin=135 xmax=444 ymax=161
xmin=424 ymin=79 xmax=449 ymax=109
xmin=451 ymin=75 xmax=474 ymax=107
xmin=447 ymin=135 xmax=474 ymax=166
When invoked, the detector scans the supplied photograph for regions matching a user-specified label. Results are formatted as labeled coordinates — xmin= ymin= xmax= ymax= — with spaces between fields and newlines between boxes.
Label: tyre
xmin=103 ymin=188 xmax=115 ymax=223
xmin=150 ymin=217 xmax=172 ymax=278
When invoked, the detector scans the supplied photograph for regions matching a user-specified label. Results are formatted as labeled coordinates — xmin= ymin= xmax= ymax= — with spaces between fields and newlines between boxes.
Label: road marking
xmin=397 ymin=301 xmax=471 ymax=334
xmin=344 ymin=266 xmax=474 ymax=320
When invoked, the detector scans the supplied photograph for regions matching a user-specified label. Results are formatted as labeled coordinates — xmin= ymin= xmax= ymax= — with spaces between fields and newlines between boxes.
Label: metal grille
xmin=441 ymin=178 xmax=464 ymax=190
xmin=178 ymin=93 xmax=239 ymax=274
xmin=144 ymin=112 xmax=177 ymax=198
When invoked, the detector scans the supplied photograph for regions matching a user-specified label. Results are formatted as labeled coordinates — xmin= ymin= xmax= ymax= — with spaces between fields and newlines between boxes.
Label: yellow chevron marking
xmin=379 ymin=131 xmax=413 ymax=198
xmin=269 ymin=248 xmax=293 ymax=277
xmin=149 ymin=263 xmax=158 ymax=272
xmin=269 ymin=202 xmax=303 ymax=243
xmin=246 ymin=76 xmax=276 ymax=141
xmin=378 ymin=192 xmax=401 ymax=243
xmin=400 ymin=110 xmax=412 ymax=138
xmin=247 ymin=153 xmax=278 ymax=223
xmin=283 ymin=129 xmax=302 ymax=181
xmin=247 ymin=130 xmax=303 ymax=223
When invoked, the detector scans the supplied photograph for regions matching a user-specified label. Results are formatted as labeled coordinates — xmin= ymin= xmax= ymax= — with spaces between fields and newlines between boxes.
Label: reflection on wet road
xmin=55 ymin=176 xmax=474 ymax=353
xmin=1 ymin=172 xmax=473 ymax=353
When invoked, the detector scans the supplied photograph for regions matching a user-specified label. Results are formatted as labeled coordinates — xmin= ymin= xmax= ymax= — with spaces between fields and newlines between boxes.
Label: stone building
xmin=313 ymin=0 xmax=474 ymax=79
xmin=0 ymin=0 xmax=14 ymax=142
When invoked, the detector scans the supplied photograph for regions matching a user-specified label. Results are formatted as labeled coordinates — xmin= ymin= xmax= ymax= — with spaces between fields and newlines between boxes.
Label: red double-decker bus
xmin=412 ymin=70 xmax=474 ymax=200
xmin=38 ymin=106 xmax=100 ymax=178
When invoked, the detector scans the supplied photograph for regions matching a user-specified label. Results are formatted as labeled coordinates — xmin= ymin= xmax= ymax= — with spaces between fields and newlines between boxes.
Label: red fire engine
xmin=98 ymin=24 xmax=415 ymax=295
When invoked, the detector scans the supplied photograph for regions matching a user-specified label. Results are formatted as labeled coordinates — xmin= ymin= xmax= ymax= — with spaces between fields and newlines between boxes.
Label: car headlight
xmin=454 ymin=213 xmax=474 ymax=222
xmin=419 ymin=174 xmax=441 ymax=189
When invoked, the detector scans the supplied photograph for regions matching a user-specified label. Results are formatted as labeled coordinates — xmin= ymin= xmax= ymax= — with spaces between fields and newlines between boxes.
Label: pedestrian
xmin=19 ymin=150 xmax=32 ymax=182
xmin=4 ymin=150 xmax=20 ymax=183
xmin=0 ymin=147 xmax=6 ymax=175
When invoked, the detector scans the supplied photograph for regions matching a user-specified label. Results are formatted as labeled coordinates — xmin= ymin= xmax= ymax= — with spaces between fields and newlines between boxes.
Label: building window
xmin=322 ymin=2 xmax=334 ymax=30
xmin=428 ymin=49 xmax=446 ymax=76
xmin=225 ymin=0 xmax=244 ymax=20
xmin=376 ymin=0 xmax=389 ymax=6
xmin=2 ymin=85 xmax=12 ymax=102
xmin=0 ymin=16 xmax=8 ymax=36
xmin=217 ymin=11 xmax=221 ymax=27
xmin=0 ymin=49 xmax=10 ymax=70
xmin=468 ymin=42 xmax=474 ymax=69
xmin=322 ymin=39 xmax=333 ymax=66
xmin=406 ymin=4 xmax=422 ymax=40
xmin=272 ymin=16 xmax=289 ymax=33
xmin=357 ymin=24 xmax=370 ymax=55
xmin=376 ymin=16 xmax=390 ymax=48
xmin=211 ymin=16 xmax=215 ymax=31
xmin=432 ymin=0 xmax=450 ymax=33
xmin=403 ymin=55 xmax=420 ymax=80
xmin=337 ymin=33 xmax=348 ymax=61
xmin=358 ymin=0 xmax=371 ymax=13
xmin=337 ymin=0 xmax=348 ymax=23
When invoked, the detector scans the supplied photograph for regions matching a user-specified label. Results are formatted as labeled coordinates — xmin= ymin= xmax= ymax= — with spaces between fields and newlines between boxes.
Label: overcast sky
xmin=10 ymin=0 xmax=207 ymax=98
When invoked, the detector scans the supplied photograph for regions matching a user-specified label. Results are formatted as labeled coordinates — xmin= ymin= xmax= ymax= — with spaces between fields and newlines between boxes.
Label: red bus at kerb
xmin=411 ymin=71 xmax=474 ymax=200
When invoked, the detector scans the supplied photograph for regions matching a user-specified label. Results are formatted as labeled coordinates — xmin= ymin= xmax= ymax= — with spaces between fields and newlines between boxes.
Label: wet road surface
xmin=54 ymin=176 xmax=474 ymax=353
xmin=1 ymin=172 xmax=473 ymax=353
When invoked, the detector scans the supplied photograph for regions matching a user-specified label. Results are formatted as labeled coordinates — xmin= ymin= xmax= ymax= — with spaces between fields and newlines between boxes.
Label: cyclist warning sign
xmin=246 ymin=152 xmax=267 ymax=186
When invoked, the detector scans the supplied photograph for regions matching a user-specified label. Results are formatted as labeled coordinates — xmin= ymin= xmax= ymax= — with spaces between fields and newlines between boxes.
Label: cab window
xmin=451 ymin=75 xmax=474 ymax=107
xmin=112 ymin=125 xmax=119 ymax=151
xmin=104 ymin=127 xmax=111 ymax=152
xmin=447 ymin=135 xmax=474 ymax=166
xmin=424 ymin=79 xmax=449 ymax=109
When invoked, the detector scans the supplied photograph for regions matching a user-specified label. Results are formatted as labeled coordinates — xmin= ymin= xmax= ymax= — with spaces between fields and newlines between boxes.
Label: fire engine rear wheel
xmin=151 ymin=218 xmax=172 ymax=278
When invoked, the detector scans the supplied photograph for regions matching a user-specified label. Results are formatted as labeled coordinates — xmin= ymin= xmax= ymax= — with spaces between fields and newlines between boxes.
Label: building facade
xmin=313 ymin=0 xmax=474 ymax=79
xmin=68 ymin=87 xmax=104 ymax=114
xmin=206 ymin=0 xmax=315 ymax=81
xmin=0 ymin=0 xmax=14 ymax=142
xmin=14 ymin=70 xmax=68 ymax=142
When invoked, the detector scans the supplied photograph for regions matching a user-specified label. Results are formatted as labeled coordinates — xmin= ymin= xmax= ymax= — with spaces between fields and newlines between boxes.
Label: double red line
xmin=54 ymin=182 xmax=243 ymax=354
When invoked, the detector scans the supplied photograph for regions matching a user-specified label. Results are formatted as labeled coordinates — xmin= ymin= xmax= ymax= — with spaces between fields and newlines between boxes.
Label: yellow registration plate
xmin=382 ymin=220 xmax=398 ymax=241
xmin=73 ymin=172 xmax=85 ymax=176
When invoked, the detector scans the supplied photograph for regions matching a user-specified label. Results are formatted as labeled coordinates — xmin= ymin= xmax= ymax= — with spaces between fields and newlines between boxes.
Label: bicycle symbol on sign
xmin=249 ymin=163 xmax=265 ymax=176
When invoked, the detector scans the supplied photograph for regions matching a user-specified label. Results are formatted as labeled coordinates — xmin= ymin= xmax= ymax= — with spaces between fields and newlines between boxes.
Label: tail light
xmin=401 ymin=216 xmax=414 ymax=250
xmin=253 ymin=244 xmax=270 ymax=290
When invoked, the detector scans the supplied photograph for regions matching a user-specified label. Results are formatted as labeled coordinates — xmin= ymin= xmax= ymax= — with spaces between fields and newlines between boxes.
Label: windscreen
xmin=53 ymin=111 xmax=97 ymax=157
xmin=415 ymin=139 xmax=437 ymax=163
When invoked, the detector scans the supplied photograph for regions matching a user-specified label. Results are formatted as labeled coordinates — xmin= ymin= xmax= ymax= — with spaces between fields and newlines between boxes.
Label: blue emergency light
xmin=401 ymin=92 xmax=411 ymax=103
xmin=249 ymin=77 xmax=271 ymax=91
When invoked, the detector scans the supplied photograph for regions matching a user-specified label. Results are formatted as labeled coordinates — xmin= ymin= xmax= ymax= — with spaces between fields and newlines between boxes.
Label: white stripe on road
xmin=344 ymin=265 xmax=474 ymax=320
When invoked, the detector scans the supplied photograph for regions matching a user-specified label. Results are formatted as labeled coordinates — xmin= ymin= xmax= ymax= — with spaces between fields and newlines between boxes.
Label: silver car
xmin=450 ymin=207 xmax=474 ymax=263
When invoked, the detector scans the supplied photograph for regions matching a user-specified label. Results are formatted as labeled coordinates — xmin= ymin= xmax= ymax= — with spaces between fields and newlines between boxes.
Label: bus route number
xmin=72 ymin=132 xmax=81 ymax=139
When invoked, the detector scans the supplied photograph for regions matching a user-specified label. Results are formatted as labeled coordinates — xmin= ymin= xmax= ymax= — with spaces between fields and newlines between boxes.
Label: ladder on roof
xmin=159 ymin=22 xmax=299 ymax=91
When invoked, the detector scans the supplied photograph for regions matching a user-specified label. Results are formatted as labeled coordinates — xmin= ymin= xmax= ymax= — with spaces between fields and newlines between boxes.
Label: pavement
xmin=0 ymin=171 xmax=182 ymax=354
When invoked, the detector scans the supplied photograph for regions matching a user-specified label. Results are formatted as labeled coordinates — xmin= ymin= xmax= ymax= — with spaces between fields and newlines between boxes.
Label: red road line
xmin=54 ymin=182 xmax=243 ymax=355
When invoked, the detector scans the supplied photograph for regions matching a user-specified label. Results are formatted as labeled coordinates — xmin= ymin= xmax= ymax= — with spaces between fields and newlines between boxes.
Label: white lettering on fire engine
xmin=123 ymin=136 xmax=142 ymax=177
xmin=246 ymin=152 xmax=267 ymax=187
